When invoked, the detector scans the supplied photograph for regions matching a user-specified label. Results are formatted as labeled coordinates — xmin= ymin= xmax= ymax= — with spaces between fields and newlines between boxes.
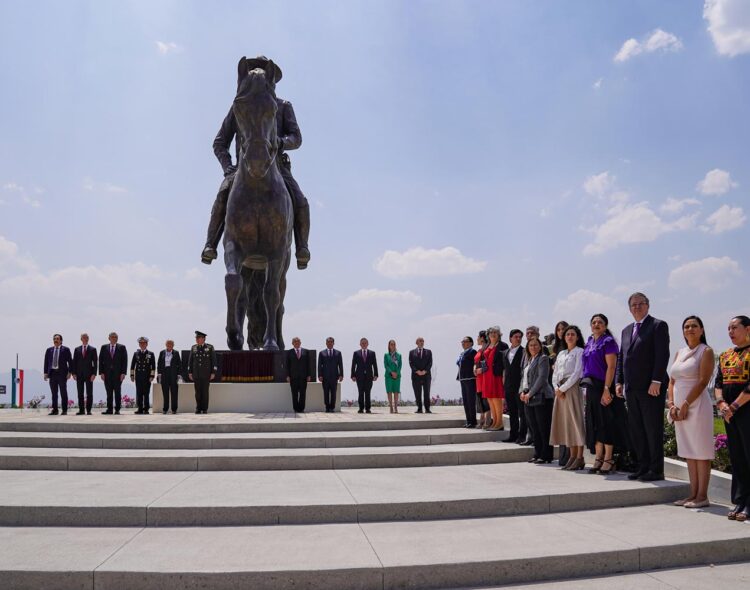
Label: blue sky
xmin=1 ymin=0 xmax=748 ymax=401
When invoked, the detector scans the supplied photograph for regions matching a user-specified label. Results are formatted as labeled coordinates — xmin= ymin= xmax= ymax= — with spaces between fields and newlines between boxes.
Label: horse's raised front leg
xmin=262 ymin=259 xmax=284 ymax=351
xmin=224 ymin=241 xmax=245 ymax=351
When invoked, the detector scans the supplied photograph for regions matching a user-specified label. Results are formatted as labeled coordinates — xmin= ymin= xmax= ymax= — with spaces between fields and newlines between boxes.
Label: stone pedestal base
xmin=155 ymin=382 xmax=339 ymax=413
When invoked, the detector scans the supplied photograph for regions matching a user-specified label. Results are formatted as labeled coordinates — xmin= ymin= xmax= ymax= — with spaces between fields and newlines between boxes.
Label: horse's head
xmin=233 ymin=57 xmax=279 ymax=179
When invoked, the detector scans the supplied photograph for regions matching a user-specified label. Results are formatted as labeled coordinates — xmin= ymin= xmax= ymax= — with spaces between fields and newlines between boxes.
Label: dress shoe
xmin=102 ymin=410 xmax=113 ymax=415
xmin=135 ymin=410 xmax=143 ymax=415
xmin=365 ymin=409 xmax=371 ymax=413
xmin=114 ymin=410 xmax=120 ymax=415
xmin=684 ymin=499 xmax=710 ymax=509
xmin=638 ymin=471 xmax=665 ymax=482
xmin=86 ymin=410 xmax=92 ymax=415
xmin=415 ymin=409 xmax=423 ymax=414
xmin=171 ymin=410 xmax=177 ymax=414
xmin=520 ymin=439 xmax=534 ymax=447
xmin=358 ymin=409 xmax=364 ymax=414
xmin=534 ymin=458 xmax=552 ymax=464
xmin=76 ymin=411 xmax=85 ymax=416
xmin=527 ymin=457 xmax=539 ymax=463
xmin=425 ymin=409 xmax=432 ymax=413
xmin=143 ymin=410 xmax=150 ymax=415
xmin=48 ymin=410 xmax=59 ymax=416
xmin=627 ymin=470 xmax=646 ymax=481
xmin=61 ymin=411 xmax=67 ymax=415
xmin=163 ymin=410 xmax=168 ymax=415
xmin=195 ymin=410 xmax=202 ymax=414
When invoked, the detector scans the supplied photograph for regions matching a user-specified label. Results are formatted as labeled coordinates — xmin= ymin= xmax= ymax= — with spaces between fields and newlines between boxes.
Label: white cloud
xmin=583 ymin=202 xmax=696 ymax=256
xmin=184 ymin=268 xmax=202 ymax=280
xmin=83 ymin=177 xmax=127 ymax=194
xmin=660 ymin=197 xmax=701 ymax=214
xmin=583 ymin=171 xmax=616 ymax=198
xmin=374 ymin=246 xmax=486 ymax=278
xmin=2 ymin=182 xmax=43 ymax=208
xmin=553 ymin=289 xmax=630 ymax=330
xmin=155 ymin=41 xmax=182 ymax=55
xmin=702 ymin=204 xmax=747 ymax=234
xmin=696 ymin=168 xmax=738 ymax=195
xmin=614 ymin=29 xmax=684 ymax=62
xmin=668 ymin=256 xmax=741 ymax=293
xmin=593 ymin=78 xmax=603 ymax=90
xmin=704 ymin=0 xmax=750 ymax=57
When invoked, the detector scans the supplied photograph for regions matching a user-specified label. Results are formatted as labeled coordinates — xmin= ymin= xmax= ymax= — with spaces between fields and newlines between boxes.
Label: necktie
xmin=296 ymin=348 xmax=300 ymax=359
xmin=328 ymin=349 xmax=332 ymax=357
xmin=52 ymin=347 xmax=59 ymax=370
xmin=362 ymin=350 xmax=366 ymax=363
xmin=419 ymin=348 xmax=422 ymax=358
xmin=111 ymin=345 xmax=115 ymax=358
xmin=633 ymin=322 xmax=641 ymax=339
xmin=82 ymin=346 xmax=86 ymax=358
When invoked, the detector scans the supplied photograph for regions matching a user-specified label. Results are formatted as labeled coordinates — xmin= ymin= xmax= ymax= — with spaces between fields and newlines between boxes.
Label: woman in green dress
xmin=384 ymin=339 xmax=402 ymax=413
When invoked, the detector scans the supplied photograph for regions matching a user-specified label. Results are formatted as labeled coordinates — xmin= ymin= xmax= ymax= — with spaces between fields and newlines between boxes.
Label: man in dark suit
xmin=99 ymin=332 xmax=128 ymax=415
xmin=130 ymin=337 xmax=156 ymax=415
xmin=318 ymin=336 xmax=343 ymax=413
xmin=43 ymin=333 xmax=72 ymax=415
xmin=409 ymin=337 xmax=433 ymax=413
xmin=72 ymin=333 xmax=97 ymax=415
xmin=616 ymin=292 xmax=670 ymax=482
xmin=457 ymin=336 xmax=477 ymax=427
xmin=351 ymin=337 xmax=378 ymax=413
xmin=286 ymin=336 xmax=312 ymax=413
xmin=157 ymin=339 xmax=182 ymax=414
xmin=503 ymin=329 xmax=525 ymax=442
xmin=187 ymin=331 xmax=217 ymax=414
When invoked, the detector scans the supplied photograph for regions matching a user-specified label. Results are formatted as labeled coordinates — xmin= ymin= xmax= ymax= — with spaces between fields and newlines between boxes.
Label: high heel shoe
xmin=560 ymin=456 xmax=576 ymax=470
xmin=598 ymin=459 xmax=616 ymax=475
xmin=587 ymin=457 xmax=603 ymax=474
xmin=566 ymin=457 xmax=585 ymax=471
xmin=728 ymin=504 xmax=744 ymax=520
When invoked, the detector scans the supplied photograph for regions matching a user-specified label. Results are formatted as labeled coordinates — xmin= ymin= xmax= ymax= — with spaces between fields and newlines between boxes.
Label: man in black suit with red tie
xmin=99 ymin=332 xmax=128 ymax=415
xmin=318 ymin=336 xmax=344 ymax=413
xmin=286 ymin=336 xmax=312 ymax=413
xmin=616 ymin=292 xmax=670 ymax=482
xmin=43 ymin=333 xmax=72 ymax=415
xmin=351 ymin=337 xmax=378 ymax=413
xmin=409 ymin=337 xmax=433 ymax=413
xmin=72 ymin=333 xmax=98 ymax=415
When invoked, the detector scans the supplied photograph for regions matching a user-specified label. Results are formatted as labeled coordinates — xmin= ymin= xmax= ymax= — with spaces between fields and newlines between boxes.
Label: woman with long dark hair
xmin=715 ymin=315 xmax=750 ymax=522
xmin=668 ymin=316 xmax=714 ymax=508
xmin=582 ymin=313 xmax=627 ymax=475
xmin=520 ymin=337 xmax=555 ymax=463
xmin=473 ymin=330 xmax=491 ymax=429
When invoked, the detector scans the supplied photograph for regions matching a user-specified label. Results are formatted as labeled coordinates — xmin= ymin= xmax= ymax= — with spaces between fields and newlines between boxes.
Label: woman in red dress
xmin=473 ymin=331 xmax=491 ymax=429
xmin=482 ymin=326 xmax=506 ymax=431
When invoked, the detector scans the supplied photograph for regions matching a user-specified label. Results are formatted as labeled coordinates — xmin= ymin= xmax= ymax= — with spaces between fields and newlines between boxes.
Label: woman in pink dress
xmin=668 ymin=315 xmax=715 ymax=509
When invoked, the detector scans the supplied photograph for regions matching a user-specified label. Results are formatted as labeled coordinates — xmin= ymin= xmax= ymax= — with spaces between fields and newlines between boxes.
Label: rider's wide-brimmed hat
xmin=238 ymin=55 xmax=282 ymax=85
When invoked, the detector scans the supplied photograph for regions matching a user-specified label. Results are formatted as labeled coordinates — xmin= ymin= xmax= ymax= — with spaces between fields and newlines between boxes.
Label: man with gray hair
xmin=72 ymin=333 xmax=98 ymax=415
xmin=99 ymin=332 xmax=128 ymax=415
xmin=410 ymin=337 xmax=433 ymax=413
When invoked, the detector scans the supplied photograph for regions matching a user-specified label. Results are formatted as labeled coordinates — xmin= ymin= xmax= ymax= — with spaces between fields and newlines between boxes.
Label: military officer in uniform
xmin=130 ymin=337 xmax=156 ymax=414
xmin=188 ymin=330 xmax=217 ymax=414
xmin=201 ymin=55 xmax=311 ymax=270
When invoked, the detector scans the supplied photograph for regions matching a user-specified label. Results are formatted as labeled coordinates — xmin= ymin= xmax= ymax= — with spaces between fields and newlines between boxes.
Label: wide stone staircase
xmin=0 ymin=408 xmax=748 ymax=589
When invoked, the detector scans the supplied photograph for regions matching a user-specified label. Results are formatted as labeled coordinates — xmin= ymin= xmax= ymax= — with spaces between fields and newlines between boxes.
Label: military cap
xmin=138 ymin=336 xmax=149 ymax=343
xmin=195 ymin=331 xmax=207 ymax=338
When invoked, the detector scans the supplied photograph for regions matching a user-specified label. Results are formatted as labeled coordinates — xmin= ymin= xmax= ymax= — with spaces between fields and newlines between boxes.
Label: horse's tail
xmin=241 ymin=268 xmax=266 ymax=349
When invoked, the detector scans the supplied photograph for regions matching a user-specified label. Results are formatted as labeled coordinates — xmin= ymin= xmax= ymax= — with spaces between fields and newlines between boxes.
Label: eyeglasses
xmin=630 ymin=302 xmax=648 ymax=308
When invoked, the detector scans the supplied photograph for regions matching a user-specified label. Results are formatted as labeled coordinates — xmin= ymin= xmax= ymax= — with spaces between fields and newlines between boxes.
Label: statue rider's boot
xmin=293 ymin=203 xmax=311 ymax=270
xmin=201 ymin=215 xmax=225 ymax=265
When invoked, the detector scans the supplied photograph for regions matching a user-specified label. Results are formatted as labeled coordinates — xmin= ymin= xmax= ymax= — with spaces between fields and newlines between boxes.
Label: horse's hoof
xmin=227 ymin=335 xmax=244 ymax=350
xmin=263 ymin=341 xmax=279 ymax=351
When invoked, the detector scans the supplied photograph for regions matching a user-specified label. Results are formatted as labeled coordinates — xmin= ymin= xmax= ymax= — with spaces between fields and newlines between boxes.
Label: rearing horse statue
xmin=224 ymin=58 xmax=292 ymax=351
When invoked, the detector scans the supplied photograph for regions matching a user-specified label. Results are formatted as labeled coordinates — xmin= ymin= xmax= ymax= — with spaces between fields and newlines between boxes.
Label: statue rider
xmin=201 ymin=55 xmax=311 ymax=270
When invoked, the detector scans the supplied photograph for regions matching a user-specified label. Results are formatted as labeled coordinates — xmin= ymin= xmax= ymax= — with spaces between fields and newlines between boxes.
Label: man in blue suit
xmin=351 ymin=337 xmax=378 ymax=414
xmin=318 ymin=336 xmax=343 ymax=413
xmin=616 ymin=292 xmax=670 ymax=482
xmin=43 ymin=333 xmax=72 ymax=415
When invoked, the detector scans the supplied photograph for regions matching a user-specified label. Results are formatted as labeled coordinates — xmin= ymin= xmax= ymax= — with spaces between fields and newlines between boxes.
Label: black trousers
xmin=289 ymin=378 xmax=307 ymax=412
xmin=524 ymin=403 xmax=535 ymax=442
xmin=48 ymin=371 xmax=68 ymax=412
xmin=75 ymin=376 xmax=93 ymax=412
xmin=725 ymin=406 xmax=750 ymax=505
xmin=322 ymin=379 xmax=337 ymax=411
xmin=460 ymin=379 xmax=477 ymax=425
xmin=627 ymin=389 xmax=665 ymax=474
xmin=194 ymin=377 xmax=210 ymax=412
xmin=412 ymin=376 xmax=431 ymax=411
xmin=528 ymin=397 xmax=554 ymax=461
xmin=505 ymin=387 xmax=521 ymax=440
xmin=104 ymin=374 xmax=122 ymax=412
xmin=357 ymin=378 xmax=373 ymax=411
xmin=161 ymin=376 xmax=179 ymax=412
xmin=135 ymin=376 xmax=151 ymax=412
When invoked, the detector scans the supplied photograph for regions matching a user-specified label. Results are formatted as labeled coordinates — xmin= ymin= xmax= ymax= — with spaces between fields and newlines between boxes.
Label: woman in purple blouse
xmin=582 ymin=313 xmax=628 ymax=475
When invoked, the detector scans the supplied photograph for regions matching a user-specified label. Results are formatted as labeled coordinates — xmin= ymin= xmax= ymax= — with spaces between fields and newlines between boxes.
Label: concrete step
xmin=466 ymin=562 xmax=750 ymax=589
xmin=1 ymin=504 xmax=747 ymax=590
xmin=0 ymin=408 xmax=467 ymax=434
xmin=0 ymin=441 xmax=532 ymax=471
xmin=0 ymin=463 xmax=688 ymax=527
xmin=0 ymin=427 xmax=505 ymax=450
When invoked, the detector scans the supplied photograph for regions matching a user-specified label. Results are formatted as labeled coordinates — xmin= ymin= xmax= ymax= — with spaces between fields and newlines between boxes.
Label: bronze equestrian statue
xmin=202 ymin=55 xmax=311 ymax=271
xmin=219 ymin=57 xmax=297 ymax=351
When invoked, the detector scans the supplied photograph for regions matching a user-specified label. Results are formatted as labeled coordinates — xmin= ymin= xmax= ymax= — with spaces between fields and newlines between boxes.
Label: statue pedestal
xmin=161 ymin=382 xmax=339 ymax=413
